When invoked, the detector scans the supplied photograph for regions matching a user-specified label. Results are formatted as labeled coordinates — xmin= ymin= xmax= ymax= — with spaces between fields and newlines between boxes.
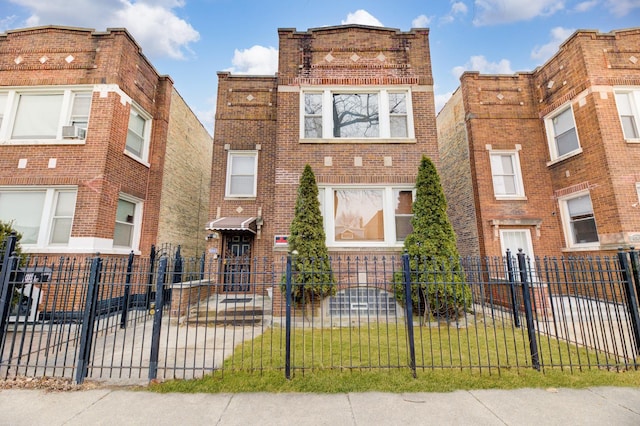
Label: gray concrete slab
xmin=469 ymin=387 xmax=640 ymax=426
xmin=222 ymin=393 xmax=354 ymax=426
xmin=1 ymin=387 xmax=640 ymax=426
xmin=349 ymin=391 xmax=504 ymax=425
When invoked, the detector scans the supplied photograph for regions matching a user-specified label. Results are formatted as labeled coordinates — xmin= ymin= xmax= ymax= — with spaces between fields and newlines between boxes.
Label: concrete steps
xmin=184 ymin=297 xmax=269 ymax=326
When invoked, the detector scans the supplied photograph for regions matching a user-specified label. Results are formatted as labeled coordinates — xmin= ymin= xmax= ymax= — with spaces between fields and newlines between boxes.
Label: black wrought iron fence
xmin=0 ymin=232 xmax=638 ymax=385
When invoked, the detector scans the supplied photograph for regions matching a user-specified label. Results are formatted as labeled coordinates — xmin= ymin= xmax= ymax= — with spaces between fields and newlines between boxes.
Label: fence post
xmin=402 ymin=252 xmax=417 ymax=378
xmin=285 ymin=253 xmax=293 ymax=380
xmin=120 ymin=251 xmax=135 ymax=329
xmin=148 ymin=255 xmax=168 ymax=381
xmin=0 ymin=232 xmax=18 ymax=357
xmin=505 ymin=249 xmax=521 ymax=328
xmin=200 ymin=251 xmax=206 ymax=280
xmin=517 ymin=250 xmax=540 ymax=371
xmin=75 ymin=255 xmax=102 ymax=384
xmin=145 ymin=245 xmax=156 ymax=309
xmin=617 ymin=249 xmax=640 ymax=355
xmin=628 ymin=247 xmax=640 ymax=304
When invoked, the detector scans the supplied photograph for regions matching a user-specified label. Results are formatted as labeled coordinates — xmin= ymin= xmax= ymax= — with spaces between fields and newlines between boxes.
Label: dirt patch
xmin=0 ymin=376 xmax=104 ymax=392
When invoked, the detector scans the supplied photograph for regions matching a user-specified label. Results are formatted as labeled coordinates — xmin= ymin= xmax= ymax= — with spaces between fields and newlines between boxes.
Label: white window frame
xmin=614 ymin=88 xmax=640 ymax=142
xmin=499 ymin=229 xmax=535 ymax=258
xmin=318 ymin=185 xmax=414 ymax=248
xmin=124 ymin=103 xmax=152 ymax=164
xmin=113 ymin=193 xmax=143 ymax=251
xmin=0 ymin=186 xmax=77 ymax=249
xmin=0 ymin=86 xmax=92 ymax=145
xmin=489 ymin=150 xmax=525 ymax=199
xmin=558 ymin=190 xmax=599 ymax=249
xmin=225 ymin=151 xmax=258 ymax=198
xmin=544 ymin=103 xmax=582 ymax=163
xmin=300 ymin=87 xmax=415 ymax=141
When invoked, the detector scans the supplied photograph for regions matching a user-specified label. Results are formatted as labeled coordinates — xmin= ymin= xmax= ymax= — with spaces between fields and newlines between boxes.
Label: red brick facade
xmin=208 ymin=25 xmax=438 ymax=271
xmin=438 ymin=28 xmax=640 ymax=259
xmin=0 ymin=26 xmax=211 ymax=257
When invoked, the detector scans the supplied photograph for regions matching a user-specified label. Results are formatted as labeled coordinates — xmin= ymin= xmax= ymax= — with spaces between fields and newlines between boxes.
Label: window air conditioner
xmin=62 ymin=125 xmax=86 ymax=139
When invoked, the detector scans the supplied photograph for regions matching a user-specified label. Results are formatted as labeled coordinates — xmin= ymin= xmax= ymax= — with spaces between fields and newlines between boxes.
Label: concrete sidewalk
xmin=0 ymin=387 xmax=639 ymax=425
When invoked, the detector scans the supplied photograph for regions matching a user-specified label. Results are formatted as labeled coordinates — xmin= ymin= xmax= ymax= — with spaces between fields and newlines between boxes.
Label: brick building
xmin=207 ymin=25 xmax=438 ymax=293
xmin=437 ymin=28 xmax=640 ymax=260
xmin=0 ymin=26 xmax=212 ymax=258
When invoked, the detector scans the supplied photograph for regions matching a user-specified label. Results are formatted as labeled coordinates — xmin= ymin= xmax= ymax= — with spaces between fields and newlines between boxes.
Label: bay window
xmin=545 ymin=105 xmax=581 ymax=161
xmin=114 ymin=196 xmax=142 ymax=249
xmin=0 ymin=87 xmax=92 ymax=143
xmin=559 ymin=192 xmax=599 ymax=247
xmin=301 ymin=88 xmax=414 ymax=140
xmin=0 ymin=187 xmax=77 ymax=247
xmin=125 ymin=105 xmax=151 ymax=162
xmin=319 ymin=186 xmax=414 ymax=246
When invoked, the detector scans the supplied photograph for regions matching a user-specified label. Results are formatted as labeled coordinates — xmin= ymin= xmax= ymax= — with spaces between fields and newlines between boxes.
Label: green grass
xmin=150 ymin=321 xmax=640 ymax=394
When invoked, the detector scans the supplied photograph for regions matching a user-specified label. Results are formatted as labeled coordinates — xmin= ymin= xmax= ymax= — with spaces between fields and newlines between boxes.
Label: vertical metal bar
xmin=120 ymin=251 xmax=135 ymax=329
xmin=628 ymin=247 xmax=640 ymax=305
xmin=75 ymin=255 xmax=102 ymax=384
xmin=618 ymin=250 xmax=640 ymax=355
xmin=0 ymin=232 xmax=18 ymax=353
xmin=505 ymin=249 xmax=521 ymax=328
xmin=146 ymin=245 xmax=156 ymax=309
xmin=517 ymin=250 xmax=540 ymax=371
xmin=148 ymin=255 xmax=168 ymax=381
xmin=402 ymin=252 xmax=417 ymax=378
xmin=285 ymin=253 xmax=292 ymax=380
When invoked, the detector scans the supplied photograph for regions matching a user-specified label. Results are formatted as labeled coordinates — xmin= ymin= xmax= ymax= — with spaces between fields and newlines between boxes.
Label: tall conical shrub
xmin=281 ymin=164 xmax=335 ymax=306
xmin=394 ymin=156 xmax=471 ymax=319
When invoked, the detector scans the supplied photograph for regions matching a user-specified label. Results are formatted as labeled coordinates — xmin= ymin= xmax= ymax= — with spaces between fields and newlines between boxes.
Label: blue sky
xmin=1 ymin=0 xmax=639 ymax=134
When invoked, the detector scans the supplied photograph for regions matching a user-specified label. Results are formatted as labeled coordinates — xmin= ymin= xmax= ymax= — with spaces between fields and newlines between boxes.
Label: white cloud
xmin=226 ymin=45 xmax=278 ymax=75
xmin=341 ymin=10 xmax=384 ymax=27
xmin=452 ymin=55 xmax=514 ymax=78
xmin=439 ymin=1 xmax=468 ymax=25
xmin=0 ymin=15 xmax=19 ymax=32
xmin=472 ymin=0 xmax=564 ymax=26
xmin=573 ymin=1 xmax=598 ymax=12
xmin=412 ymin=14 xmax=431 ymax=28
xmin=4 ymin=0 xmax=199 ymax=59
xmin=531 ymin=27 xmax=575 ymax=63
xmin=605 ymin=0 xmax=640 ymax=16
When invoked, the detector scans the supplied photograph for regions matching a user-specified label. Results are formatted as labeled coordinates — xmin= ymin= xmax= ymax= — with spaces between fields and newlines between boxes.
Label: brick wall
xmin=156 ymin=89 xmax=212 ymax=258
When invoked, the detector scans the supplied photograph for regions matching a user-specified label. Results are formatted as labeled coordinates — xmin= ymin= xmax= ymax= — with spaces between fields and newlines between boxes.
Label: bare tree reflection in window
xmin=332 ymin=94 xmax=379 ymax=137
xmin=304 ymin=93 xmax=323 ymax=138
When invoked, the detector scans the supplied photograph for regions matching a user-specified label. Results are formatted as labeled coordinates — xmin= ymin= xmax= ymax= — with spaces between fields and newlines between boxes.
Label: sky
xmin=1 ymin=1 xmax=639 ymax=134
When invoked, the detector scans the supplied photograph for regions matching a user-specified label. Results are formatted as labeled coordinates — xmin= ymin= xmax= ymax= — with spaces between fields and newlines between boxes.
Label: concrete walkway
xmin=1 ymin=387 xmax=639 ymax=425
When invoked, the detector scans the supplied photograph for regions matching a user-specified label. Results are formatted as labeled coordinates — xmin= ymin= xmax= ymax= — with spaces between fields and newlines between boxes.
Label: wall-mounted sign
xmin=274 ymin=235 xmax=288 ymax=245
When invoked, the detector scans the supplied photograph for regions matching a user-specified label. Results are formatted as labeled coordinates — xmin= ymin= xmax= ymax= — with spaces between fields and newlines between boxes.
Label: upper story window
xmin=0 ymin=87 xmax=92 ymax=144
xmin=489 ymin=151 xmax=525 ymax=199
xmin=0 ymin=187 xmax=77 ymax=247
xmin=614 ymin=90 xmax=640 ymax=141
xmin=318 ymin=186 xmax=414 ymax=247
xmin=125 ymin=105 xmax=152 ymax=163
xmin=301 ymin=88 xmax=414 ymax=141
xmin=544 ymin=105 xmax=581 ymax=161
xmin=559 ymin=192 xmax=599 ymax=248
xmin=225 ymin=151 xmax=258 ymax=198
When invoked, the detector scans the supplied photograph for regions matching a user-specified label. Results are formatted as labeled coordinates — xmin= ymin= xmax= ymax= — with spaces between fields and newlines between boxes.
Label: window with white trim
xmin=559 ymin=192 xmax=599 ymax=247
xmin=489 ymin=152 xmax=525 ymax=198
xmin=301 ymin=88 xmax=414 ymax=140
xmin=125 ymin=105 xmax=151 ymax=162
xmin=614 ymin=90 xmax=640 ymax=140
xmin=0 ymin=187 xmax=77 ymax=246
xmin=225 ymin=151 xmax=258 ymax=198
xmin=318 ymin=186 xmax=414 ymax=246
xmin=114 ymin=195 xmax=142 ymax=249
xmin=0 ymin=88 xmax=91 ymax=142
xmin=544 ymin=105 xmax=581 ymax=160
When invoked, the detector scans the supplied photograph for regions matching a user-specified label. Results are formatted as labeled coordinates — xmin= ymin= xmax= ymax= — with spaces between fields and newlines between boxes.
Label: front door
xmin=223 ymin=234 xmax=253 ymax=292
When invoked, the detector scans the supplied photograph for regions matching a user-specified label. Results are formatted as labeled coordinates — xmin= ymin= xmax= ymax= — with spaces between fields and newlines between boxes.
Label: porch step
xmin=185 ymin=307 xmax=264 ymax=326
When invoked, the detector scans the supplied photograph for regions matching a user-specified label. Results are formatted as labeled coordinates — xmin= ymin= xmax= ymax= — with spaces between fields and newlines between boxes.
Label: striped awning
xmin=206 ymin=217 xmax=257 ymax=234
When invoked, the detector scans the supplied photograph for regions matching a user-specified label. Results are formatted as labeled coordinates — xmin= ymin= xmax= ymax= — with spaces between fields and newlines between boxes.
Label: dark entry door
xmin=223 ymin=234 xmax=252 ymax=292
